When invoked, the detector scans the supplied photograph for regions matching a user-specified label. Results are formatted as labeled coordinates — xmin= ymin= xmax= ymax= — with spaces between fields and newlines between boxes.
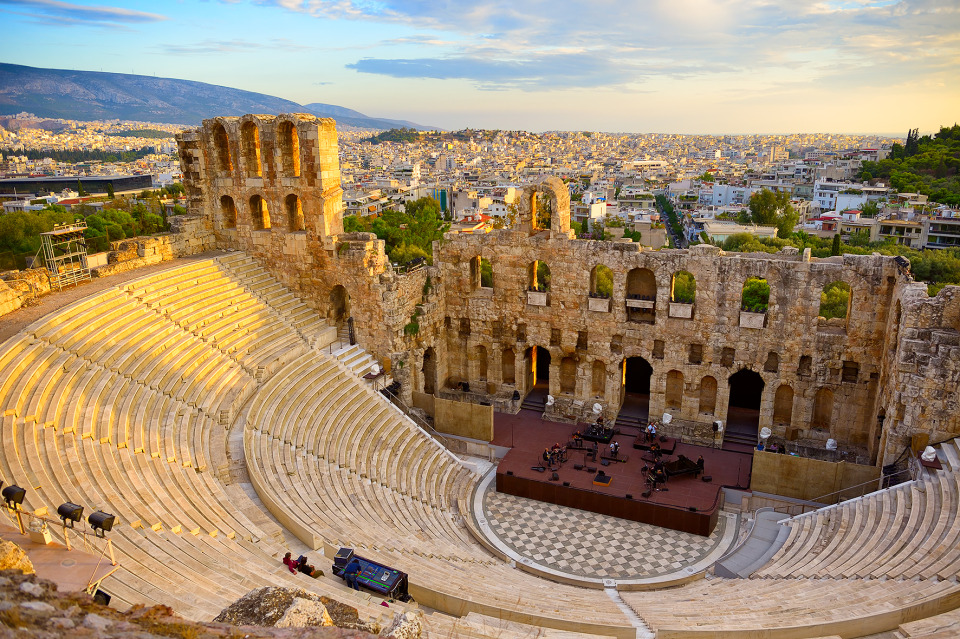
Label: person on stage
xmin=646 ymin=422 xmax=657 ymax=442
xmin=696 ymin=455 xmax=705 ymax=475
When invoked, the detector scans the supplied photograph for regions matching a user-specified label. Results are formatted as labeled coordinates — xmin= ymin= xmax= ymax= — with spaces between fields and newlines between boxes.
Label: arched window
xmin=591 ymin=360 xmax=605 ymax=397
xmin=560 ymin=357 xmax=576 ymax=394
xmin=502 ymin=347 xmax=515 ymax=384
xmin=665 ymin=370 xmax=683 ymax=411
xmin=698 ymin=376 xmax=717 ymax=415
xmin=473 ymin=345 xmax=488 ymax=381
xmin=470 ymin=256 xmax=493 ymax=290
xmin=249 ymin=195 xmax=270 ymax=230
xmin=529 ymin=260 xmax=550 ymax=291
xmin=219 ymin=195 xmax=237 ymax=229
xmin=764 ymin=352 xmax=780 ymax=373
xmin=590 ymin=264 xmax=613 ymax=297
xmin=278 ymin=121 xmax=300 ymax=177
xmin=285 ymin=194 xmax=304 ymax=231
xmin=819 ymin=281 xmax=851 ymax=332
xmin=671 ymin=270 xmax=696 ymax=303
xmin=812 ymin=387 xmax=834 ymax=430
xmin=241 ymin=121 xmax=262 ymax=177
xmin=533 ymin=192 xmax=552 ymax=230
xmin=741 ymin=277 xmax=770 ymax=313
xmin=774 ymin=384 xmax=794 ymax=425
xmin=212 ymin=123 xmax=232 ymax=174
xmin=626 ymin=267 xmax=657 ymax=323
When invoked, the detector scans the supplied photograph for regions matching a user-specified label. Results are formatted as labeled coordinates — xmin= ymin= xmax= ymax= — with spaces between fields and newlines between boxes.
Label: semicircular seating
xmin=4 ymin=251 xmax=960 ymax=639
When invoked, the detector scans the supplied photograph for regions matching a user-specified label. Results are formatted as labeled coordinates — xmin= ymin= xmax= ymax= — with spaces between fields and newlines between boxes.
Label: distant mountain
xmin=0 ymin=63 xmax=434 ymax=130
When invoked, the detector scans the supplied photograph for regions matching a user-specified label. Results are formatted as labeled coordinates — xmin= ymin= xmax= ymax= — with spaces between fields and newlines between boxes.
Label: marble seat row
xmin=623 ymin=576 xmax=960 ymax=638
xmin=242 ymin=352 xmax=634 ymax=637
xmin=755 ymin=468 xmax=960 ymax=581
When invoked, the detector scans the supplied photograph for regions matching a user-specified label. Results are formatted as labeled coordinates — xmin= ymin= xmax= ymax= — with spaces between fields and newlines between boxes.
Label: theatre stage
xmin=493 ymin=410 xmax=753 ymax=536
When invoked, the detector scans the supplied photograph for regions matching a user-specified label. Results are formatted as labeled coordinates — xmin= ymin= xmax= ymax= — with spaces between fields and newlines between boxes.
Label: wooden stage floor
xmin=493 ymin=410 xmax=753 ymax=536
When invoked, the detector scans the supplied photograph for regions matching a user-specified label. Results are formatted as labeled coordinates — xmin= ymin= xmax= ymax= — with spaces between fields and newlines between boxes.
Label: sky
xmin=0 ymin=0 xmax=958 ymax=133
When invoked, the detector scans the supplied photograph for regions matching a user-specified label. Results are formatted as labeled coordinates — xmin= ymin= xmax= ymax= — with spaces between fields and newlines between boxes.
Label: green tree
xmin=749 ymin=188 xmax=797 ymax=237
xmin=741 ymin=277 xmax=770 ymax=312
xmin=536 ymin=261 xmax=551 ymax=291
xmin=106 ymin=183 xmax=115 ymax=199
xmin=593 ymin=265 xmax=613 ymax=297
xmin=480 ymin=258 xmax=493 ymax=288
xmin=831 ymin=233 xmax=841 ymax=256
xmin=698 ymin=172 xmax=715 ymax=182
xmin=861 ymin=201 xmax=879 ymax=218
xmin=672 ymin=271 xmax=696 ymax=303
xmin=819 ymin=281 xmax=850 ymax=319
xmin=77 ymin=179 xmax=88 ymax=197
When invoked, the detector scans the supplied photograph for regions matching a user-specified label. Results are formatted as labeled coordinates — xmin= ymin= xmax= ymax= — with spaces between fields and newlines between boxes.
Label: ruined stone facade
xmin=177 ymin=114 xmax=960 ymax=467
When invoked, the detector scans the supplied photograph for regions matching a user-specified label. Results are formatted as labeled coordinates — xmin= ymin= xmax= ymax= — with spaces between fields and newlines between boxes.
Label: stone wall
xmin=176 ymin=113 xmax=960 ymax=468
xmin=0 ymin=268 xmax=52 ymax=317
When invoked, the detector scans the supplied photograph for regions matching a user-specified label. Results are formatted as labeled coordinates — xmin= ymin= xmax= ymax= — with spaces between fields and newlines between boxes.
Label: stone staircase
xmin=329 ymin=326 xmax=391 ymax=389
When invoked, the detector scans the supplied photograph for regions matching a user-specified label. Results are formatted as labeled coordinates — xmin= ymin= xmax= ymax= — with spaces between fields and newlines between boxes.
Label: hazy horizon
xmin=0 ymin=0 xmax=957 ymax=135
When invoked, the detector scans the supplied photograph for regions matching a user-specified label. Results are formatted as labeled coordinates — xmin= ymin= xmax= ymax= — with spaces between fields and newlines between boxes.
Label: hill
xmin=0 ymin=63 xmax=433 ymax=130
xmin=859 ymin=124 xmax=960 ymax=206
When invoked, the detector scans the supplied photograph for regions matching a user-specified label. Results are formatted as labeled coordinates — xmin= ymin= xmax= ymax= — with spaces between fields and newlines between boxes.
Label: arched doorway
xmin=620 ymin=356 xmax=653 ymax=423
xmin=726 ymin=369 xmax=765 ymax=445
xmin=422 ymin=348 xmax=436 ymax=395
xmin=329 ymin=285 xmax=349 ymax=328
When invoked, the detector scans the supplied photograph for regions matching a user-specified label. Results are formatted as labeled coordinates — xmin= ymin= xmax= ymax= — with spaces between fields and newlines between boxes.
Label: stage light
xmin=58 ymin=502 xmax=83 ymax=528
xmin=88 ymin=511 xmax=115 ymax=537
xmin=2 ymin=485 xmax=25 ymax=509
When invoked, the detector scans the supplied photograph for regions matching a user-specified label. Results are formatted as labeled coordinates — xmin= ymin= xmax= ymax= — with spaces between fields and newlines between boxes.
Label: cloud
xmin=262 ymin=0 xmax=960 ymax=93
xmin=156 ymin=37 xmax=320 ymax=55
xmin=0 ymin=0 xmax=166 ymax=25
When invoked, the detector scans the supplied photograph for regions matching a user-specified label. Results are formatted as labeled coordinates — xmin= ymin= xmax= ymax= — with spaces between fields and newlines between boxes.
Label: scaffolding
xmin=40 ymin=222 xmax=91 ymax=290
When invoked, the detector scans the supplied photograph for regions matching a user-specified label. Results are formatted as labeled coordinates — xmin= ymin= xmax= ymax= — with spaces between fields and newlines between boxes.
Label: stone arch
xmin=698 ymin=376 xmax=717 ymax=415
xmin=278 ymin=120 xmax=300 ymax=177
xmin=590 ymin=264 xmax=613 ymax=297
xmin=469 ymin=255 xmax=493 ymax=290
xmin=328 ymin=285 xmax=349 ymax=326
xmin=741 ymin=277 xmax=770 ymax=313
xmin=764 ymin=351 xmax=780 ymax=373
xmin=665 ymin=370 xmax=684 ymax=412
xmin=502 ymin=347 xmax=516 ymax=384
xmin=560 ymin=356 xmax=577 ymax=394
xmin=626 ymin=267 xmax=657 ymax=323
xmin=249 ymin=194 xmax=270 ymax=230
xmin=285 ymin=194 xmax=304 ymax=231
xmin=422 ymin=347 xmax=436 ymax=395
xmin=812 ymin=387 xmax=834 ymax=430
xmin=212 ymin=123 xmax=232 ymax=174
xmin=591 ymin=360 xmax=606 ymax=397
xmin=219 ymin=195 xmax=237 ymax=229
xmin=241 ymin=121 xmax=262 ymax=177
xmin=671 ymin=270 xmax=696 ymax=303
xmin=819 ymin=280 xmax=852 ymax=329
xmin=516 ymin=177 xmax=571 ymax=234
xmin=473 ymin=344 xmax=488 ymax=381
xmin=727 ymin=368 xmax=765 ymax=438
xmin=528 ymin=260 xmax=550 ymax=291
xmin=774 ymin=384 xmax=794 ymax=426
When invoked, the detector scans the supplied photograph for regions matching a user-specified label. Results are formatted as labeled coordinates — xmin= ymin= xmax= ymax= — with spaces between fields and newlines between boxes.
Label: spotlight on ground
xmin=88 ymin=511 xmax=115 ymax=538
xmin=57 ymin=502 xmax=84 ymax=528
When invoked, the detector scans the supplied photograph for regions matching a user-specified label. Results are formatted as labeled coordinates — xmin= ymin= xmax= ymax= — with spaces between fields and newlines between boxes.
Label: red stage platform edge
xmin=493 ymin=410 xmax=752 ymax=537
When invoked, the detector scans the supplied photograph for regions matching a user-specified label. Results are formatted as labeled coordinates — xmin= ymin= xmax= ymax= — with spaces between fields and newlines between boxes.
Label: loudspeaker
xmin=702 ymin=475 xmax=712 ymax=482
xmin=563 ymin=481 xmax=570 ymax=487
xmin=642 ymin=490 xmax=652 ymax=498
xmin=506 ymin=470 xmax=514 ymax=476
xmin=551 ymin=472 xmax=559 ymax=481
xmin=625 ymin=494 xmax=633 ymax=500
xmin=688 ymin=506 xmax=697 ymax=512
xmin=462 ymin=382 xmax=470 ymax=393
xmin=587 ymin=467 xmax=596 ymax=473
xmin=574 ymin=464 xmax=584 ymax=471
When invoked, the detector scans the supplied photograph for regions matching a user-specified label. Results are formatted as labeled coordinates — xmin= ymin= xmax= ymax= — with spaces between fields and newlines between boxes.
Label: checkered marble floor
xmin=482 ymin=485 xmax=727 ymax=580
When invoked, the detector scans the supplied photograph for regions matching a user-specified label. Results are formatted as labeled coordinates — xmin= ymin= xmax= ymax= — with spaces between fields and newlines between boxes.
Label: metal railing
xmin=379 ymin=384 xmax=455 ymax=448
xmin=1 ymin=504 xmax=119 ymax=595
xmin=768 ymin=467 xmax=914 ymax=517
